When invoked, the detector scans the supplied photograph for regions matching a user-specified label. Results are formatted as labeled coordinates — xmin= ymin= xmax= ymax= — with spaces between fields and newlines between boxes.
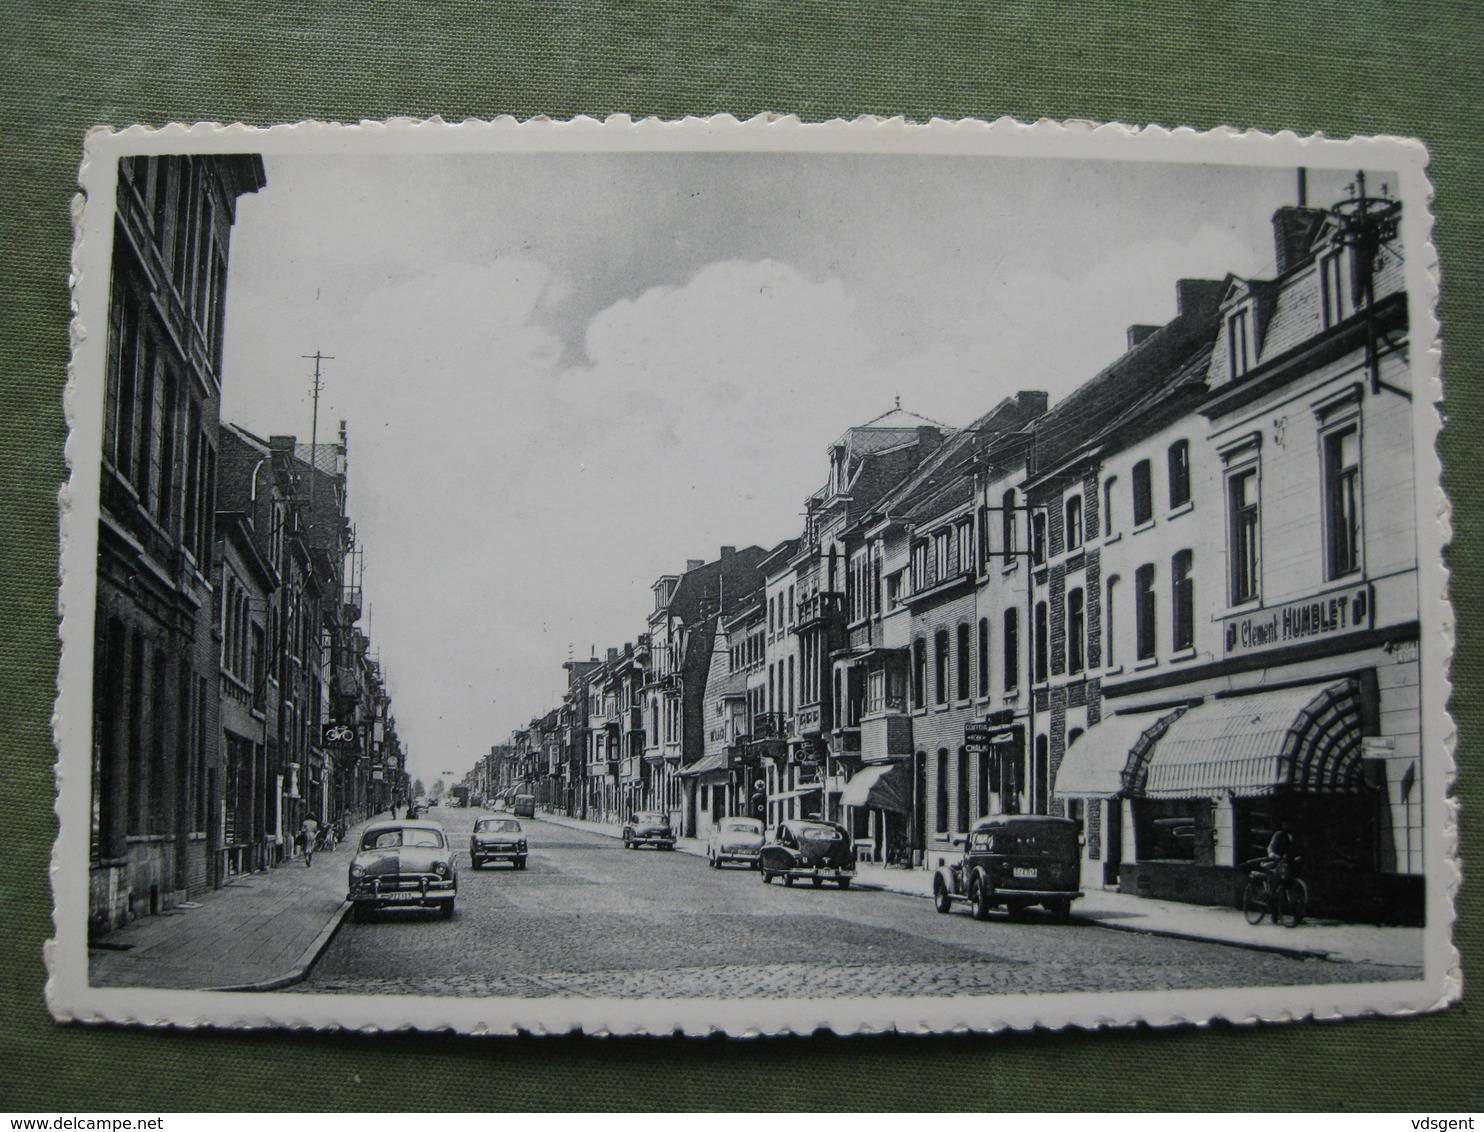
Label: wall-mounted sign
xmin=1221 ymin=583 xmax=1372 ymax=657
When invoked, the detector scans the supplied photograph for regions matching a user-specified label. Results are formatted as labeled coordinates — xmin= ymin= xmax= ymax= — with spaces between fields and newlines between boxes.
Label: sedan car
xmin=931 ymin=814 xmax=1083 ymax=921
xmin=347 ymin=820 xmax=457 ymax=920
xmin=759 ymin=819 xmax=855 ymax=888
xmin=622 ymin=810 xmax=675 ymax=850
xmin=707 ymin=816 xmax=764 ymax=869
xmin=469 ymin=816 xmax=528 ymax=869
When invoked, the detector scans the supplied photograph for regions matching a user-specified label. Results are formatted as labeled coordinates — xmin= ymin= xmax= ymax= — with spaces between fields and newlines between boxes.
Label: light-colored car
xmin=706 ymin=816 xmax=764 ymax=869
xmin=347 ymin=820 xmax=457 ymax=920
xmin=469 ymin=816 xmax=528 ymax=870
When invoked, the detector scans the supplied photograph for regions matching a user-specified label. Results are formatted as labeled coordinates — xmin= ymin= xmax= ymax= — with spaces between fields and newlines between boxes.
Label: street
xmin=300 ymin=811 xmax=1411 ymax=999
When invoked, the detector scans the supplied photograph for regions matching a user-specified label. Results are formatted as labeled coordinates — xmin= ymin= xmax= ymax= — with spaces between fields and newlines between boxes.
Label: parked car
xmin=469 ymin=816 xmax=528 ymax=870
xmin=759 ymin=819 xmax=855 ymax=888
xmin=512 ymin=794 xmax=537 ymax=818
xmin=347 ymin=820 xmax=457 ymax=920
xmin=622 ymin=810 xmax=675 ymax=850
xmin=931 ymin=814 xmax=1083 ymax=921
xmin=707 ymin=816 xmax=764 ymax=869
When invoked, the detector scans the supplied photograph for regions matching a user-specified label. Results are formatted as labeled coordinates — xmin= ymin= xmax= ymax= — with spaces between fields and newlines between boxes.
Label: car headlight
xmin=433 ymin=862 xmax=450 ymax=877
xmin=350 ymin=863 xmax=364 ymax=877
xmin=519 ymin=840 xmax=527 ymax=851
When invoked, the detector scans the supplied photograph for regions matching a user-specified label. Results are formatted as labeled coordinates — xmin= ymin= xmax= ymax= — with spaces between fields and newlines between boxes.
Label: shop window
xmin=1134 ymin=798 xmax=1209 ymax=862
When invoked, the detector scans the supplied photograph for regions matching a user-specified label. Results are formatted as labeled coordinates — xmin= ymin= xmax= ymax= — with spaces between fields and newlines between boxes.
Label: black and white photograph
xmin=50 ymin=118 xmax=1453 ymax=1035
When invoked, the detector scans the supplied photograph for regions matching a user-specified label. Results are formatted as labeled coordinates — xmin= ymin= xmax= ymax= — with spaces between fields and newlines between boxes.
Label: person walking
xmin=300 ymin=814 xmax=319 ymax=868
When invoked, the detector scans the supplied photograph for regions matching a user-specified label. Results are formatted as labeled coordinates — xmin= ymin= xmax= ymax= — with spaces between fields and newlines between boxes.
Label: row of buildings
xmin=472 ymin=174 xmax=1422 ymax=923
xmin=89 ymin=153 xmax=407 ymax=934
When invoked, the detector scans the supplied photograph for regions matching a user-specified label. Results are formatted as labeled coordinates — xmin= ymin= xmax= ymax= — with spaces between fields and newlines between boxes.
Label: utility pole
xmin=302 ymin=351 xmax=334 ymax=514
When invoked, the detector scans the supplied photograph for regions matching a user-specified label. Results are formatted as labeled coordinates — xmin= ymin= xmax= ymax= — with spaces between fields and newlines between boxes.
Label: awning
xmin=839 ymin=762 xmax=912 ymax=812
xmin=1133 ymin=679 xmax=1366 ymax=798
xmin=771 ymin=784 xmax=823 ymax=801
xmin=1053 ymin=707 xmax=1186 ymax=798
xmin=677 ymin=752 xmax=731 ymax=779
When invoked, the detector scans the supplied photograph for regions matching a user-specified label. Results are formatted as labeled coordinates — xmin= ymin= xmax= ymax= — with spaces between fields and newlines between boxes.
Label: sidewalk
xmin=536 ymin=810 xmax=1424 ymax=970
xmin=89 ymin=817 xmax=377 ymax=991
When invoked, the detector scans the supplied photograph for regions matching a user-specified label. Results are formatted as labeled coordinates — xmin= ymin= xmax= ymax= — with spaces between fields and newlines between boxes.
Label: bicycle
xmin=1241 ymin=857 xmax=1308 ymax=928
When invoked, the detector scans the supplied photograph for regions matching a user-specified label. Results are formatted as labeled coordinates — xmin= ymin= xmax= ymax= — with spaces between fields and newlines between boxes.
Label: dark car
xmin=622 ymin=810 xmax=675 ymax=850
xmin=347 ymin=820 xmax=457 ymax=920
xmin=469 ymin=816 xmax=528 ymax=869
xmin=931 ymin=814 xmax=1083 ymax=921
xmin=511 ymin=794 xmax=536 ymax=818
xmin=759 ymin=819 xmax=855 ymax=888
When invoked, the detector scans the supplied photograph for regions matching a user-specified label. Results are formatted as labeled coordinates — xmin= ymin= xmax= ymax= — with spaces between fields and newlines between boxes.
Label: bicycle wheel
xmin=1242 ymin=876 xmax=1270 ymax=926
xmin=1277 ymin=877 xmax=1308 ymax=927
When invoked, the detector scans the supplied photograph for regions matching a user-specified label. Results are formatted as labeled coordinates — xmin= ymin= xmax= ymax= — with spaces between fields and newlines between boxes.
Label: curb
xmin=211 ymin=901 xmax=352 ymax=993
xmin=533 ymin=811 xmax=1370 ymax=965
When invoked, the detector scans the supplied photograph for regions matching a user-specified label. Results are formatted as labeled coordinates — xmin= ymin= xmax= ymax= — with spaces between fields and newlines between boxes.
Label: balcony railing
xmin=751 ymin=712 xmax=787 ymax=740
xmin=795 ymin=591 xmax=846 ymax=630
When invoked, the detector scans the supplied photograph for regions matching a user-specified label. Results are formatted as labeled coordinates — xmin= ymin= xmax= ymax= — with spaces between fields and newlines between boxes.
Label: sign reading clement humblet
xmin=1221 ymin=582 xmax=1373 ymax=657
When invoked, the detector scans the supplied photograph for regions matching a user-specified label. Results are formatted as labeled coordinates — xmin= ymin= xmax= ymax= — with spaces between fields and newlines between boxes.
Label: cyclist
xmin=1263 ymin=821 xmax=1303 ymax=882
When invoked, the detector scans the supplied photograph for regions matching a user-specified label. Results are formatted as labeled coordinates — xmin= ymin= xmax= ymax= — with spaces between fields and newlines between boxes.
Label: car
xmin=622 ymin=810 xmax=675 ymax=850
xmin=512 ymin=794 xmax=537 ymax=818
xmin=759 ymin=818 xmax=855 ymax=888
xmin=931 ymin=814 xmax=1083 ymax=922
xmin=346 ymin=820 xmax=458 ymax=921
xmin=469 ymin=815 xmax=528 ymax=869
xmin=706 ymin=816 xmax=764 ymax=869
xmin=411 ymin=801 xmax=428 ymax=817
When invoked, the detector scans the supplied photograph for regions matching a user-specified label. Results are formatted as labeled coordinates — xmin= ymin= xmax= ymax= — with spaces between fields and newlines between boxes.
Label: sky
xmin=217 ymin=146 xmax=1370 ymax=788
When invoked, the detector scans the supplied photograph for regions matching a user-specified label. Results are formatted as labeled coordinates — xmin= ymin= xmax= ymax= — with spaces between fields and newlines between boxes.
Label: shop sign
xmin=1221 ymin=583 xmax=1372 ymax=657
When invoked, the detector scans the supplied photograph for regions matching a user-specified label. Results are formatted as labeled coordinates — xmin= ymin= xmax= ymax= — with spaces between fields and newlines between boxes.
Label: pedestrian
xmin=300 ymin=814 xmax=319 ymax=868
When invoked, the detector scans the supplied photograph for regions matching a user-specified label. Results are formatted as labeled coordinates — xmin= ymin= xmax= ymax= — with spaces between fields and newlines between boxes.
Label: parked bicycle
xmin=1241 ymin=856 xmax=1307 ymax=927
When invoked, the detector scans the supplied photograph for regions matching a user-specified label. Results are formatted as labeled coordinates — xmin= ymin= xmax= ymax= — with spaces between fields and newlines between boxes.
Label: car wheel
xmin=784 ymin=874 xmax=795 ymax=887
xmin=751 ymin=860 xmax=761 ymax=871
xmin=1047 ymin=897 xmax=1072 ymax=922
xmin=933 ymin=877 xmax=953 ymax=914
xmin=762 ymin=867 xmax=773 ymax=883
xmin=623 ymin=832 xmax=632 ymax=849
xmin=438 ymin=901 xmax=455 ymax=920
xmin=970 ymin=878 xmax=994 ymax=921
xmin=352 ymin=903 xmax=372 ymax=923
xmin=515 ymin=857 xmax=527 ymax=870
xmin=812 ymin=877 xmax=824 ymax=888
xmin=837 ymin=877 xmax=851 ymax=890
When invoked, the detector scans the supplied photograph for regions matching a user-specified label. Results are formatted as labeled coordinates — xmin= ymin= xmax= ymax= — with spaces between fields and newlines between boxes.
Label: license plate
xmin=1013 ymin=867 xmax=1038 ymax=879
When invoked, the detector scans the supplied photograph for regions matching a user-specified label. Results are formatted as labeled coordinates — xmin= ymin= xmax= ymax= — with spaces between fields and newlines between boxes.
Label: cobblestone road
xmin=300 ymin=812 xmax=1409 ymax=999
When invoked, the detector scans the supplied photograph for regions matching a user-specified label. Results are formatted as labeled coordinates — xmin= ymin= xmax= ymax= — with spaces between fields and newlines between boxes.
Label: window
xmin=1135 ymin=564 xmax=1157 ymax=661
xmin=1172 ymin=550 xmax=1194 ymax=651
xmin=1168 ymin=440 xmax=1191 ymax=509
xmin=1065 ymin=495 xmax=1083 ymax=551
xmin=787 ymin=655 xmax=794 ymax=715
xmin=1228 ymin=467 xmax=1261 ymax=603
xmin=1228 ymin=305 xmax=1255 ymax=378
xmin=956 ymin=622 xmax=971 ymax=701
xmin=1103 ymin=476 xmax=1118 ymax=538
xmin=957 ymin=747 xmax=970 ymax=832
xmin=1034 ymin=736 xmax=1049 ymax=815
xmin=977 ymin=617 xmax=990 ymax=697
xmin=1132 ymin=460 xmax=1153 ymax=526
xmin=934 ymin=629 xmax=950 ymax=705
xmin=912 ymin=638 xmax=926 ymax=709
xmin=1324 ymin=425 xmax=1361 ymax=578
xmin=911 ymin=541 xmax=928 ymax=591
xmin=933 ymin=529 xmax=951 ymax=583
xmin=886 ymin=570 xmax=903 ymax=609
xmin=1067 ymin=587 xmax=1085 ymax=675
xmin=787 ymin=585 xmax=795 ymax=624
xmin=1003 ymin=609 xmax=1019 ymax=692
xmin=1105 ymin=575 xmax=1119 ymax=669
xmin=1320 ymin=249 xmax=1350 ymax=328
xmin=1034 ymin=601 xmax=1049 ymax=683
xmin=1001 ymin=490 xmax=1017 ymax=558
xmin=1031 ymin=511 xmax=1047 ymax=565
xmin=956 ymin=520 xmax=974 ymax=576
xmin=936 ymin=750 xmax=949 ymax=833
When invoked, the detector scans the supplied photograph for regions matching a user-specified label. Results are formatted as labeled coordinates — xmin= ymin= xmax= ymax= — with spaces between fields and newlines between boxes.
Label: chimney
xmin=720 ymin=546 xmax=736 ymax=558
xmin=687 ymin=559 xmax=705 ymax=571
xmin=1126 ymin=325 xmax=1160 ymax=350
xmin=1272 ymin=205 xmax=1327 ymax=275
xmin=269 ymin=434 xmax=296 ymax=455
xmin=606 ymin=647 xmax=619 ymax=663
xmin=1174 ymin=279 xmax=1224 ymax=320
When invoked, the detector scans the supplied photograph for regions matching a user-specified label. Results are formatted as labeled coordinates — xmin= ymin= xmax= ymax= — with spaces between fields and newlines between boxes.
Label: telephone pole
xmin=302 ymin=351 xmax=334 ymax=513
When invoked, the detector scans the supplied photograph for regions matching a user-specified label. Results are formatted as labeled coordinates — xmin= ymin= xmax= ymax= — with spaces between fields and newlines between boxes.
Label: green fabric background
xmin=3 ymin=0 xmax=1480 ymax=1111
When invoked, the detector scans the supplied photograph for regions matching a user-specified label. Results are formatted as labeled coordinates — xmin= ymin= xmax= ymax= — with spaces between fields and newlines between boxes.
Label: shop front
xmin=838 ymin=759 xmax=912 ymax=864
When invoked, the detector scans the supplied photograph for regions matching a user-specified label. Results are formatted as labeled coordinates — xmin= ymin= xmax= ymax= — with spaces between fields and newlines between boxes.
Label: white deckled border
xmin=50 ymin=114 xmax=1455 ymax=1036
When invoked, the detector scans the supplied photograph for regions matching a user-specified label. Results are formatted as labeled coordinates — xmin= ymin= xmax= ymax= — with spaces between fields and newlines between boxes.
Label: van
xmin=512 ymin=794 xmax=536 ymax=818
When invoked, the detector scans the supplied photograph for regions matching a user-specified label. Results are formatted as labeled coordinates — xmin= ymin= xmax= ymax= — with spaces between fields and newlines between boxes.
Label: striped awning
xmin=1052 ymin=707 xmax=1187 ymax=798
xmin=677 ymin=752 xmax=731 ymax=779
xmin=1131 ymin=679 xmax=1366 ymax=798
xmin=839 ymin=762 xmax=912 ymax=812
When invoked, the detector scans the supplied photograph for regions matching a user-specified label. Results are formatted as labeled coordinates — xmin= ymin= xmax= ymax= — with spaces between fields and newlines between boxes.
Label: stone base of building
xmin=1120 ymin=861 xmax=1425 ymax=926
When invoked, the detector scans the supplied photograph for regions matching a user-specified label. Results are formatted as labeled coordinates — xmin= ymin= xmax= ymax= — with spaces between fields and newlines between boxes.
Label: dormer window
xmin=1228 ymin=304 xmax=1256 ymax=378
xmin=1319 ymin=247 xmax=1352 ymax=328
